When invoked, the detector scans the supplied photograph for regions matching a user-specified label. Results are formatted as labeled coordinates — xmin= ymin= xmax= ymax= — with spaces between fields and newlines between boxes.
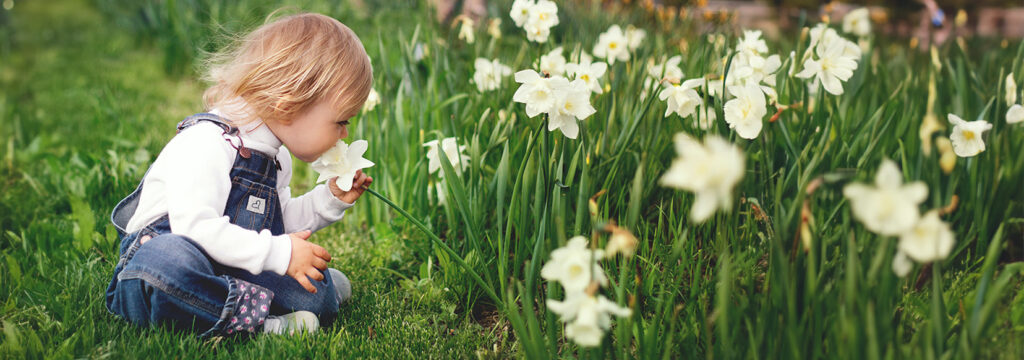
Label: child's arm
xmin=158 ymin=123 xmax=296 ymax=276
xmin=276 ymin=148 xmax=371 ymax=233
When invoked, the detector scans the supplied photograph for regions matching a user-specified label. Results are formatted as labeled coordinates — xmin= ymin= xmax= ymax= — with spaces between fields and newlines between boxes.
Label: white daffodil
xmin=312 ymin=140 xmax=375 ymax=192
xmin=796 ymin=34 xmax=859 ymax=95
xmin=423 ymin=137 xmax=470 ymax=177
xmin=898 ymin=210 xmax=955 ymax=263
xmin=540 ymin=236 xmax=607 ymax=293
xmin=892 ymin=250 xmax=913 ymax=277
xmin=513 ymin=69 xmax=557 ymax=117
xmin=647 ymin=55 xmax=684 ymax=84
xmin=947 ymin=114 xmax=992 ymax=157
xmin=548 ymin=78 xmax=596 ymax=139
xmin=736 ymin=30 xmax=768 ymax=56
xmin=1006 ymin=73 xmax=1017 ymax=105
xmin=625 ymin=25 xmax=646 ymax=51
xmin=528 ymin=0 xmax=558 ymax=29
xmin=724 ymin=83 xmax=768 ymax=139
xmin=362 ymin=88 xmax=380 ymax=112
xmin=658 ymin=78 xmax=704 ymax=119
xmin=729 ymin=53 xmax=782 ymax=98
xmin=516 ymin=0 xmax=558 ymax=43
xmin=808 ymin=24 xmax=859 ymax=58
xmin=842 ymin=159 xmax=928 ymax=236
xmin=1008 ymin=104 xmax=1024 ymax=124
xmin=540 ymin=46 xmax=567 ymax=76
xmin=842 ymin=8 xmax=872 ymax=38
xmin=565 ymin=57 xmax=608 ymax=94
xmin=523 ymin=22 xmax=551 ymax=43
xmin=510 ymin=0 xmax=533 ymax=27
xmin=473 ymin=58 xmax=512 ymax=92
xmin=659 ymin=133 xmax=745 ymax=223
xmin=546 ymin=293 xmax=632 ymax=347
xmin=593 ymin=25 xmax=630 ymax=64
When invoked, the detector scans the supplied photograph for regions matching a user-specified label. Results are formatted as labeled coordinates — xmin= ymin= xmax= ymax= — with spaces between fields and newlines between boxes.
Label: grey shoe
xmin=262 ymin=310 xmax=319 ymax=335
xmin=328 ymin=268 xmax=352 ymax=305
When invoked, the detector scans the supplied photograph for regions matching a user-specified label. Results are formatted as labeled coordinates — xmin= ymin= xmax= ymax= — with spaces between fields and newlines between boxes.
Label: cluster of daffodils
xmin=510 ymin=0 xmax=558 ymax=43
xmin=542 ymin=236 xmax=632 ymax=347
xmin=1005 ymin=74 xmax=1024 ymax=124
xmin=512 ymin=68 xmax=597 ymax=139
xmin=311 ymin=140 xmax=375 ymax=192
xmin=796 ymin=24 xmax=862 ymax=96
xmin=593 ymin=25 xmax=645 ymax=64
xmin=658 ymin=133 xmax=745 ymax=223
xmin=472 ymin=58 xmax=512 ymax=92
xmin=843 ymin=159 xmax=955 ymax=277
xmin=654 ymin=30 xmax=782 ymax=139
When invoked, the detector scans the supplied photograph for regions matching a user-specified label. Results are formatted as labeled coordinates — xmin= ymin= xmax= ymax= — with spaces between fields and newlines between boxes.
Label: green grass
xmin=4 ymin=0 xmax=1024 ymax=358
xmin=0 ymin=0 xmax=504 ymax=358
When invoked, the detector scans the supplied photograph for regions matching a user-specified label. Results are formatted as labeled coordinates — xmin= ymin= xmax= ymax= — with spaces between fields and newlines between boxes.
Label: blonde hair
xmin=202 ymin=13 xmax=373 ymax=125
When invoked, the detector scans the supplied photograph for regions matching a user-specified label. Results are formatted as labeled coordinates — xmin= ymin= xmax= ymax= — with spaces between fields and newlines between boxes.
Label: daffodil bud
xmin=1006 ymin=73 xmax=1017 ymax=105
xmin=936 ymin=137 xmax=956 ymax=173
xmin=486 ymin=18 xmax=502 ymax=39
xmin=955 ymin=9 xmax=967 ymax=27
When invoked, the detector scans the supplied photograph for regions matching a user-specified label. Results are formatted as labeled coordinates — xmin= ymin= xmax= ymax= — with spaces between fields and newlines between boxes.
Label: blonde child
xmin=105 ymin=13 xmax=374 ymax=336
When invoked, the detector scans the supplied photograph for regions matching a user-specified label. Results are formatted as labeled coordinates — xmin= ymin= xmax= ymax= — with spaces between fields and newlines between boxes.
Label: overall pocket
xmin=224 ymin=176 xmax=278 ymax=232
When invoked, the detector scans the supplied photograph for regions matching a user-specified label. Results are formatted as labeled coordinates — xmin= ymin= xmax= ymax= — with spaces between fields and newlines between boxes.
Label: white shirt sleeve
xmin=157 ymin=123 xmax=292 ymax=276
xmin=276 ymin=147 xmax=356 ymax=234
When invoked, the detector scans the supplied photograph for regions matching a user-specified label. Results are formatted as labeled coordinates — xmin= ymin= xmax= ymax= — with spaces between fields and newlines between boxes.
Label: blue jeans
xmin=107 ymin=229 xmax=340 ymax=336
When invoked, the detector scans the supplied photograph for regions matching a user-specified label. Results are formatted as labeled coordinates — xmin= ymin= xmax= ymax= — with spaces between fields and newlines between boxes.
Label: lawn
xmin=2 ymin=0 xmax=1024 ymax=358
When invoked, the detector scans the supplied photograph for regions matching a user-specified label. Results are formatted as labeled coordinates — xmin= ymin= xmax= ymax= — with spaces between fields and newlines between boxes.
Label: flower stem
xmin=360 ymin=186 xmax=503 ymax=307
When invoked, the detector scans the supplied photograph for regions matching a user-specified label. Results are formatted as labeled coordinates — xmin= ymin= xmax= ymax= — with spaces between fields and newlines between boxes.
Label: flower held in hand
xmin=311 ymin=140 xmax=375 ymax=192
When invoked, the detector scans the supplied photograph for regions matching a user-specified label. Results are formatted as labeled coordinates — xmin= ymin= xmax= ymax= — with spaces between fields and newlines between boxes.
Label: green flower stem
xmin=361 ymin=186 xmax=503 ymax=307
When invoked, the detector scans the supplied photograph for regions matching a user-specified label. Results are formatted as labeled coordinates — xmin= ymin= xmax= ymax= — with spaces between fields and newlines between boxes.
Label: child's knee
xmin=126 ymin=234 xmax=214 ymax=276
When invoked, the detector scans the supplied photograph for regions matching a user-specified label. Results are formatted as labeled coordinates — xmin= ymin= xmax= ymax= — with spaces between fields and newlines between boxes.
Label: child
xmin=105 ymin=13 xmax=374 ymax=336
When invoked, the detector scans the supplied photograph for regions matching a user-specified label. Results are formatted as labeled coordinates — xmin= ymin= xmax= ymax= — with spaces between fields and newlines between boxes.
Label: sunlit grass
xmin=3 ymin=0 xmax=1024 ymax=358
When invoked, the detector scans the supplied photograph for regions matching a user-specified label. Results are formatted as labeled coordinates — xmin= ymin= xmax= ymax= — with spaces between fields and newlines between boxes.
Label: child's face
xmin=268 ymin=100 xmax=355 ymax=163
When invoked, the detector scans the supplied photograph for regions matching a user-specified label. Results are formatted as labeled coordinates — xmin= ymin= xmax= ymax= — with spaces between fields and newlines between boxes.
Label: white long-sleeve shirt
xmin=124 ymin=108 xmax=354 ymax=276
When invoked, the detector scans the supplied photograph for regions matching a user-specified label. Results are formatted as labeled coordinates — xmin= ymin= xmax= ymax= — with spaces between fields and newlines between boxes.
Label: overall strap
xmin=176 ymin=113 xmax=252 ymax=158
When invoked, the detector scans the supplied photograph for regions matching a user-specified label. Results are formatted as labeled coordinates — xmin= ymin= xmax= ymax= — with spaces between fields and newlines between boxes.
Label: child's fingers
xmin=312 ymin=257 xmax=328 ymax=271
xmin=306 ymin=267 xmax=325 ymax=282
xmin=293 ymin=274 xmax=317 ymax=293
xmin=312 ymin=244 xmax=332 ymax=262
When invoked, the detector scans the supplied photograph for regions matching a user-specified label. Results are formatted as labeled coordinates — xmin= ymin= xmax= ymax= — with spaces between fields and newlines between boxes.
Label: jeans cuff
xmin=201 ymin=277 xmax=274 ymax=337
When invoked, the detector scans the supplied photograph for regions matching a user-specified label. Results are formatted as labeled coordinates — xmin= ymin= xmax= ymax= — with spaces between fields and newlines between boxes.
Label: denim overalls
xmin=105 ymin=113 xmax=339 ymax=337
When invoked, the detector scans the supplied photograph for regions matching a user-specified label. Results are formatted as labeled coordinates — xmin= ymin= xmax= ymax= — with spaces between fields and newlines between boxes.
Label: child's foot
xmin=328 ymin=268 xmax=352 ymax=304
xmin=262 ymin=311 xmax=319 ymax=335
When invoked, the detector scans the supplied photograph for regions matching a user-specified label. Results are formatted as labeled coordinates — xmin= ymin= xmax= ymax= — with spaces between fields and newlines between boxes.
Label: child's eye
xmin=336 ymin=120 xmax=350 ymax=126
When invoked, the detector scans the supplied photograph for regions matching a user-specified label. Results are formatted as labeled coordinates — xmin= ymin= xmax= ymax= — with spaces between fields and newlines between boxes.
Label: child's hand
xmin=286 ymin=230 xmax=332 ymax=293
xmin=328 ymin=169 xmax=373 ymax=204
